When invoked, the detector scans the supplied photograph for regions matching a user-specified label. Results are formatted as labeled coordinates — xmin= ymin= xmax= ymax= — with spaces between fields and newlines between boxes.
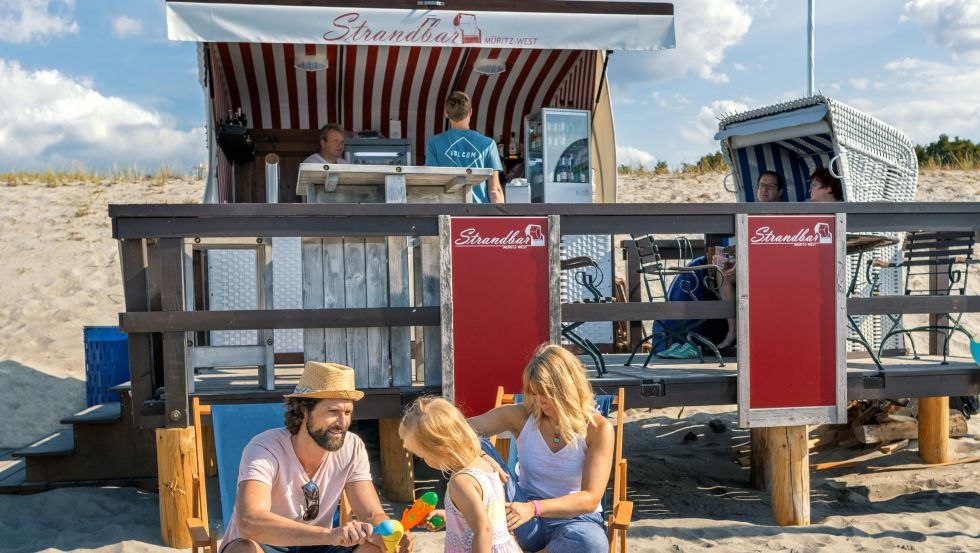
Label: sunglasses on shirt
xmin=302 ymin=481 xmax=319 ymax=521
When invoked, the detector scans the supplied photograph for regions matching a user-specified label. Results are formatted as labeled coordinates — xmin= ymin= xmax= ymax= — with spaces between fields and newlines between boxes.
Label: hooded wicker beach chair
xmin=716 ymin=95 xmax=919 ymax=358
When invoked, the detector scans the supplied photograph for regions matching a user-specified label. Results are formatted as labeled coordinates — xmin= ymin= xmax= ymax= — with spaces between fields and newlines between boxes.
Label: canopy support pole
xmin=593 ymin=50 xmax=612 ymax=123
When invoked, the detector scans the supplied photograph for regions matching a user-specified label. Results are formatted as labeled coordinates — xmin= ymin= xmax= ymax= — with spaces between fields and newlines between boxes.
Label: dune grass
xmin=0 ymin=162 xmax=206 ymax=187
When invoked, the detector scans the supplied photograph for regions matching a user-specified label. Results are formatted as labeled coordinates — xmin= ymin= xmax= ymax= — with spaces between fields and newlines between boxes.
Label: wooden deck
xmin=186 ymin=354 xmax=980 ymax=412
xmin=586 ymin=354 xmax=980 ymax=408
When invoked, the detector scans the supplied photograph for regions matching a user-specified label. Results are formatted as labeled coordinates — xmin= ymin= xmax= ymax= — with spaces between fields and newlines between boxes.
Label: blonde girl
xmin=399 ymin=397 xmax=520 ymax=553
xmin=468 ymin=344 xmax=614 ymax=553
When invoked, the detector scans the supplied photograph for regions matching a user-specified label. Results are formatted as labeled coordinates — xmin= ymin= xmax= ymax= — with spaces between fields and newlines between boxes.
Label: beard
xmin=306 ymin=416 xmax=347 ymax=452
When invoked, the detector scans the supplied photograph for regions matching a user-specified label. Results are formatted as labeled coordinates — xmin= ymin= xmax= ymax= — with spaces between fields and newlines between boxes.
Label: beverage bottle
xmin=508 ymin=132 xmax=518 ymax=159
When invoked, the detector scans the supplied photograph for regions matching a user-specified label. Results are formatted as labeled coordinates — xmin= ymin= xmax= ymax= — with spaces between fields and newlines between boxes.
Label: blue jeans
xmin=220 ymin=540 xmax=354 ymax=553
xmin=480 ymin=440 xmax=608 ymax=552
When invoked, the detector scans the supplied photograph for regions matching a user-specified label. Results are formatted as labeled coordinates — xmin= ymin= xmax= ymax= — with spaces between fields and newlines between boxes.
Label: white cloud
xmin=0 ymin=0 xmax=77 ymax=44
xmin=111 ymin=15 xmax=142 ymax=39
xmin=848 ymin=56 xmax=980 ymax=143
xmin=679 ymin=99 xmax=750 ymax=153
xmin=849 ymin=77 xmax=870 ymax=90
xmin=649 ymin=91 xmax=691 ymax=109
xmin=616 ymin=146 xmax=657 ymax=168
xmin=902 ymin=0 xmax=980 ymax=61
xmin=610 ymin=0 xmax=752 ymax=84
xmin=0 ymin=59 xmax=205 ymax=171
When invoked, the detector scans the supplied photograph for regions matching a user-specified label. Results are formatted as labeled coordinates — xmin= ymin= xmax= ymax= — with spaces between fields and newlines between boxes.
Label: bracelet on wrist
xmin=532 ymin=500 xmax=542 ymax=517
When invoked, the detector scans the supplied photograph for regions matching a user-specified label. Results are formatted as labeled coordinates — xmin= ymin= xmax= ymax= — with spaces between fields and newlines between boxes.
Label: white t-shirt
xmin=303 ymin=152 xmax=329 ymax=164
xmin=221 ymin=427 xmax=373 ymax=545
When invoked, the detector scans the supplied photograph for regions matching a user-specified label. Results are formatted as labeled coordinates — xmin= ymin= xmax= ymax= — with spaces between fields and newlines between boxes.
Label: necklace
xmin=545 ymin=419 xmax=562 ymax=444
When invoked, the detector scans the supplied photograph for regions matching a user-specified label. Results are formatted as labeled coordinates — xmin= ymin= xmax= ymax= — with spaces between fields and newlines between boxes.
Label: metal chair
xmin=561 ymin=256 xmax=612 ymax=376
xmin=867 ymin=230 xmax=977 ymax=364
xmin=624 ymin=235 xmax=725 ymax=367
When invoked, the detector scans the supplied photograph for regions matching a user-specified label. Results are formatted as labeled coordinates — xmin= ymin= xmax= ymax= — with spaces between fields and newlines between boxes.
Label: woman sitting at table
xmin=809 ymin=167 xmax=844 ymax=202
xmin=468 ymin=344 xmax=614 ymax=552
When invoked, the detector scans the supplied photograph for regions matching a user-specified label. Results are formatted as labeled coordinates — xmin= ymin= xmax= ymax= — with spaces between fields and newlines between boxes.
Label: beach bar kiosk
xmin=165 ymin=1 xmax=677 ymax=205
xmin=146 ymin=1 xmax=677 ymax=547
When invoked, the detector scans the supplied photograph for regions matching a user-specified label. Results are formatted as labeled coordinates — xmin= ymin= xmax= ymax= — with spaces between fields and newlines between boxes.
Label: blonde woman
xmin=468 ymin=344 xmax=614 ymax=552
xmin=399 ymin=397 xmax=520 ymax=553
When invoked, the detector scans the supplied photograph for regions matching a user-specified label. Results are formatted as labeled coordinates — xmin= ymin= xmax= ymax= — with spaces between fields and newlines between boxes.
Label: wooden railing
xmin=110 ymin=202 xmax=980 ymax=428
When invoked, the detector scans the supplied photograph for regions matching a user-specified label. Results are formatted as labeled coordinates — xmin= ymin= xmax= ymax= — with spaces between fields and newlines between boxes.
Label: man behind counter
xmin=305 ymin=123 xmax=347 ymax=165
xmin=425 ymin=91 xmax=504 ymax=203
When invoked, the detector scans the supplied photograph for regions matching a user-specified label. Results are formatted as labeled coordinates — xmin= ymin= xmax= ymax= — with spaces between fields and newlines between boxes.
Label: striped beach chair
xmin=714 ymin=95 xmax=919 ymax=357
xmin=715 ymin=95 xmax=917 ymax=203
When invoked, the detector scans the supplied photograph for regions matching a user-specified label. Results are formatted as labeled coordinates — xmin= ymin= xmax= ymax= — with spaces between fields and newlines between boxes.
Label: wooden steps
xmin=12 ymin=431 xmax=74 ymax=457
xmin=60 ymin=402 xmax=121 ymax=425
xmin=0 ymin=450 xmax=26 ymax=490
xmin=0 ymin=387 xmax=158 ymax=490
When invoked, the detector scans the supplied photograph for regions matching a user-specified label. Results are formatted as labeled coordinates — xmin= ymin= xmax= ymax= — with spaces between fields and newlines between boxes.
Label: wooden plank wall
xmin=304 ymin=235 xmax=419 ymax=388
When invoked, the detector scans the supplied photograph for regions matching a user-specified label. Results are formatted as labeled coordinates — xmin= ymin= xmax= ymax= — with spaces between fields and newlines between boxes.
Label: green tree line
xmin=915 ymin=135 xmax=980 ymax=169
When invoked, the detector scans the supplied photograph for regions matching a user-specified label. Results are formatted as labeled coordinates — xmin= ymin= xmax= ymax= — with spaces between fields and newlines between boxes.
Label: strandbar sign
xmin=165 ymin=3 xmax=676 ymax=51
xmin=737 ymin=214 xmax=847 ymax=428
xmin=444 ymin=217 xmax=553 ymax=417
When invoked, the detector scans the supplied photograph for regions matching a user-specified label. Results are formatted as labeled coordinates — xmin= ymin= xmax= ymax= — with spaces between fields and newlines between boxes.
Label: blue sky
xmin=1 ymin=0 xmax=978 ymax=172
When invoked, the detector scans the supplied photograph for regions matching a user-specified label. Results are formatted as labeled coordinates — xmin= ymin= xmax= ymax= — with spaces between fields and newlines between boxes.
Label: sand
xmin=0 ymin=171 xmax=978 ymax=552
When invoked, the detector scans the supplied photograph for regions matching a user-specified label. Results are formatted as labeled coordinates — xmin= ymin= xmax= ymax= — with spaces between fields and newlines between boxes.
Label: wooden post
xmin=917 ymin=397 xmax=950 ymax=464
xmin=767 ymin=425 xmax=810 ymax=526
xmin=379 ymin=417 xmax=415 ymax=503
xmin=156 ymin=427 xmax=197 ymax=548
xmin=749 ymin=428 xmax=770 ymax=490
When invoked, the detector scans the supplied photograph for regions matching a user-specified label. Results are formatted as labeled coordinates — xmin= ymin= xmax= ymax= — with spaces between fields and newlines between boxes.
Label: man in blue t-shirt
xmin=425 ymin=91 xmax=503 ymax=203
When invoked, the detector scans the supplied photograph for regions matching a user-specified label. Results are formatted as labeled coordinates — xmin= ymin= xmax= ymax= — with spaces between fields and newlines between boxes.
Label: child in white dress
xmin=399 ymin=397 xmax=520 ymax=553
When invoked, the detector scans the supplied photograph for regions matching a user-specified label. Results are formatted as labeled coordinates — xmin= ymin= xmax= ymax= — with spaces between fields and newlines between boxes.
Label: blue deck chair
xmin=486 ymin=386 xmax=631 ymax=553
xmin=186 ymin=398 xmax=351 ymax=553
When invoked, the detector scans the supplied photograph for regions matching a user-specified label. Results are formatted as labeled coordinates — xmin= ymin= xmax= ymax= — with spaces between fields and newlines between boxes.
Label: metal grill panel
xmin=208 ymin=249 xmax=259 ymax=346
xmin=560 ymin=234 xmax=613 ymax=345
xmin=272 ymin=237 xmax=304 ymax=353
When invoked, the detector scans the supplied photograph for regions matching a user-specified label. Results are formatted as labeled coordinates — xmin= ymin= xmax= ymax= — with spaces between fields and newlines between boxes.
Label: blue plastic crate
xmin=83 ymin=326 xmax=130 ymax=407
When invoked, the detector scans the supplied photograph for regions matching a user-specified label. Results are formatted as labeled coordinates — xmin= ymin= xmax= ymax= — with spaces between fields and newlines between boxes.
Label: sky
xmin=1 ymin=0 xmax=978 ymax=172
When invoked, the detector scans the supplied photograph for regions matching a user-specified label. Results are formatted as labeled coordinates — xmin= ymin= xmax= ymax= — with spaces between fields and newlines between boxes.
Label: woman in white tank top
xmin=468 ymin=344 xmax=615 ymax=553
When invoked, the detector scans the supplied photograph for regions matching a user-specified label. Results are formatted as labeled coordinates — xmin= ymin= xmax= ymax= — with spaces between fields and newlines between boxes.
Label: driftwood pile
xmin=733 ymin=399 xmax=971 ymax=471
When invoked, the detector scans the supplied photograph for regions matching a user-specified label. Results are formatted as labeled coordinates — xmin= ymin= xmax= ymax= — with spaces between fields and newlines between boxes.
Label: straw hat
xmin=286 ymin=361 xmax=364 ymax=401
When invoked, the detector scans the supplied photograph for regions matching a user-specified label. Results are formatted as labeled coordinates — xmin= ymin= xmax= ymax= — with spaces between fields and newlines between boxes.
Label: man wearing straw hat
xmin=221 ymin=362 xmax=413 ymax=553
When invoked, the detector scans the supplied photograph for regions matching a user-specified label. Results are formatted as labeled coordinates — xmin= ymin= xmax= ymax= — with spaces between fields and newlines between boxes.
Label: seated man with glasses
xmin=710 ymin=171 xmax=786 ymax=350
xmin=220 ymin=362 xmax=412 ymax=553
xmin=754 ymin=170 xmax=785 ymax=202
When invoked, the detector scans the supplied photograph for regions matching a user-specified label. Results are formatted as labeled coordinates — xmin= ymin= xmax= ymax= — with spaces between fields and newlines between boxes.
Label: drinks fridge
xmin=524 ymin=108 xmax=592 ymax=203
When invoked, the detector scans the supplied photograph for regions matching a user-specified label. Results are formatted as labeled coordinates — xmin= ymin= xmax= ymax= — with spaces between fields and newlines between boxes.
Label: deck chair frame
xmin=489 ymin=386 xmax=632 ymax=553
xmin=560 ymin=256 xmax=614 ymax=376
xmin=624 ymin=235 xmax=725 ymax=367
xmin=186 ymin=397 xmax=352 ymax=553
xmin=867 ymin=230 xmax=977 ymax=364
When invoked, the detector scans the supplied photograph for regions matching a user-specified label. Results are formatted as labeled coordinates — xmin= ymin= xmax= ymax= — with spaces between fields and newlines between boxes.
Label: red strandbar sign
xmin=447 ymin=217 xmax=552 ymax=417
xmin=738 ymin=214 xmax=846 ymax=427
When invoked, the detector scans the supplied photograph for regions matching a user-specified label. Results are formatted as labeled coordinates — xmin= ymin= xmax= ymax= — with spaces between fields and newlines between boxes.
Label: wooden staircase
xmin=0 ymin=384 xmax=157 ymax=493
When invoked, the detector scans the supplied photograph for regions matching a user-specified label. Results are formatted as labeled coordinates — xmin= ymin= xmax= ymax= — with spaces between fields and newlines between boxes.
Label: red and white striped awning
xmin=212 ymin=43 xmax=597 ymax=165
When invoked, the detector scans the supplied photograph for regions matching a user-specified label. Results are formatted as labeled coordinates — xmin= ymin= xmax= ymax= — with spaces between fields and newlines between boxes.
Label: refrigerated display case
xmin=524 ymin=108 xmax=592 ymax=203
xmin=344 ymin=138 xmax=412 ymax=165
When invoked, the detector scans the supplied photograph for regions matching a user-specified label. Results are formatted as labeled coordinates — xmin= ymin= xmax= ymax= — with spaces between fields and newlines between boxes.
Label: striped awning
xmin=213 ymin=43 xmax=597 ymax=164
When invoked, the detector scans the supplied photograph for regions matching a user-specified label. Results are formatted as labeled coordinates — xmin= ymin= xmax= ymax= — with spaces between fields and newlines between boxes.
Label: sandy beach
xmin=0 ymin=171 xmax=978 ymax=552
